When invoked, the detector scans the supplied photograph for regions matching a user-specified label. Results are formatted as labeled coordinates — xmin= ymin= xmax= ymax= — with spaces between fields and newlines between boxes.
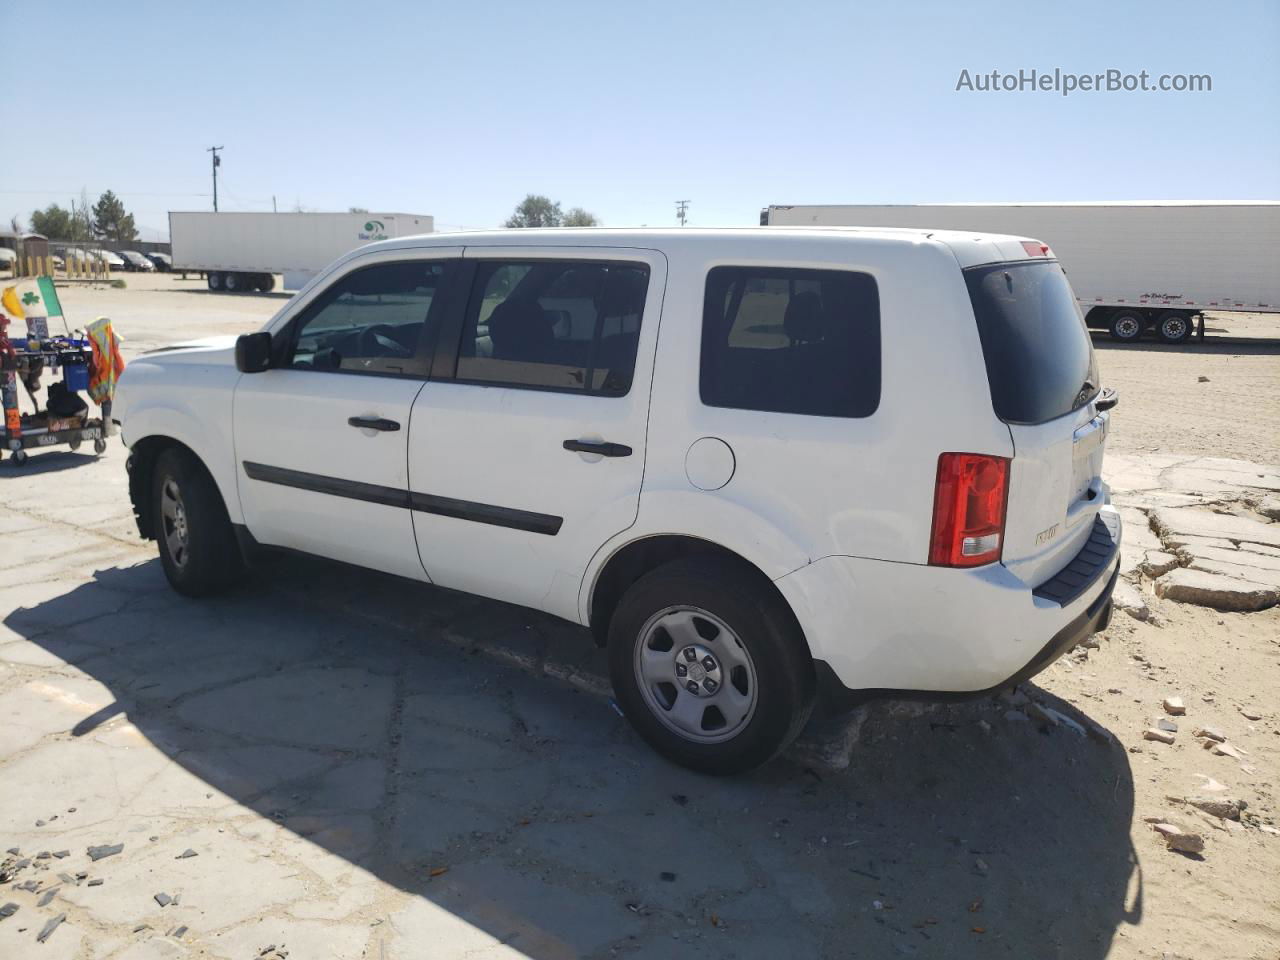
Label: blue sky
xmin=2 ymin=0 xmax=1276 ymax=237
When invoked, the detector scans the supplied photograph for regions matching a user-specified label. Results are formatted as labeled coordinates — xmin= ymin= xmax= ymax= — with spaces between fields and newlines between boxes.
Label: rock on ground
xmin=1151 ymin=507 xmax=1280 ymax=550
xmin=1154 ymin=568 xmax=1278 ymax=612
xmin=1113 ymin=579 xmax=1151 ymax=621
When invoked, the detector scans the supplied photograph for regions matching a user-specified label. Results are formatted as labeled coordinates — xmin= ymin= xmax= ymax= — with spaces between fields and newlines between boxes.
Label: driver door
xmin=234 ymin=250 xmax=462 ymax=580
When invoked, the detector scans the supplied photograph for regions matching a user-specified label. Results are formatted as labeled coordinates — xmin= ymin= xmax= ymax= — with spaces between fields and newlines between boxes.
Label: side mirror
xmin=235 ymin=332 xmax=273 ymax=373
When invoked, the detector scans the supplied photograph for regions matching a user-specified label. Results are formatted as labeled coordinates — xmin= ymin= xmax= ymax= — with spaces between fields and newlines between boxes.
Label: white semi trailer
xmin=169 ymin=211 xmax=434 ymax=293
xmin=761 ymin=202 xmax=1280 ymax=343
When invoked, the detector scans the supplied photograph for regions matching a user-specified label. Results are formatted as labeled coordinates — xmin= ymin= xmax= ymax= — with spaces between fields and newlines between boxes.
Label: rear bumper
xmin=774 ymin=505 xmax=1121 ymax=704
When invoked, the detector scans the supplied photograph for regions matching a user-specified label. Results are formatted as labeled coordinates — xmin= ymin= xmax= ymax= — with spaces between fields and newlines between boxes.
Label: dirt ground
xmin=1 ymin=274 xmax=1278 ymax=960
xmin=1100 ymin=312 xmax=1280 ymax=463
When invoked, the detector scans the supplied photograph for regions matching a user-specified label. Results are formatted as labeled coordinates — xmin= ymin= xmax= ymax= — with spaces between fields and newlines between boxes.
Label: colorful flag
xmin=1 ymin=276 xmax=64 ymax=323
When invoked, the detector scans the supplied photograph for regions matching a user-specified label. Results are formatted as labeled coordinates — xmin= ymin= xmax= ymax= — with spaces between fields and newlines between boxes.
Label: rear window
xmin=965 ymin=261 xmax=1099 ymax=425
xmin=700 ymin=266 xmax=880 ymax=418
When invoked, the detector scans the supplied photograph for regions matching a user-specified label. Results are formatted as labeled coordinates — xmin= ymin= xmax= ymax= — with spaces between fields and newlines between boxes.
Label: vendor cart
xmin=2 ymin=276 xmax=120 ymax=467
xmin=2 ymin=334 xmax=109 ymax=466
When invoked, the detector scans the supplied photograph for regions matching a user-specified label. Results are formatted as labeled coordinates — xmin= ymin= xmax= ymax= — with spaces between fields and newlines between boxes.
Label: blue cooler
xmin=64 ymin=361 xmax=90 ymax=392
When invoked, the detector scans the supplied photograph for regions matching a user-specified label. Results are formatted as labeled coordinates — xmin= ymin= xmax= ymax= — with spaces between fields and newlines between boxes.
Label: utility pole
xmin=675 ymin=200 xmax=690 ymax=226
xmin=207 ymin=146 xmax=223 ymax=212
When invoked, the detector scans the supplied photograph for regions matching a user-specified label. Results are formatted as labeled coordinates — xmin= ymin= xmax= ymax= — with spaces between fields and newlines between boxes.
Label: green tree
xmin=30 ymin=204 xmax=73 ymax=239
xmin=505 ymin=194 xmax=562 ymax=228
xmin=563 ymin=207 xmax=600 ymax=226
xmin=91 ymin=190 xmax=138 ymax=242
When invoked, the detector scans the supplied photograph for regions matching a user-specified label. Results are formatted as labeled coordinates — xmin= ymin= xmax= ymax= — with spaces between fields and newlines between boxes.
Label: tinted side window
xmin=456 ymin=260 xmax=648 ymax=395
xmin=288 ymin=260 xmax=447 ymax=376
xmin=700 ymin=266 xmax=880 ymax=418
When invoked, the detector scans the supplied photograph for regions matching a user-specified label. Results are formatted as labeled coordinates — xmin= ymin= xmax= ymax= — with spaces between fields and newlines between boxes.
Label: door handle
xmin=348 ymin=416 xmax=401 ymax=432
xmin=563 ymin=439 xmax=632 ymax=458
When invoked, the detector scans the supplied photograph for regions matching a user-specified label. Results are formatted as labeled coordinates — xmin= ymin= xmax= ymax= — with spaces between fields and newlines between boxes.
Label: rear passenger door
xmin=407 ymin=248 xmax=665 ymax=616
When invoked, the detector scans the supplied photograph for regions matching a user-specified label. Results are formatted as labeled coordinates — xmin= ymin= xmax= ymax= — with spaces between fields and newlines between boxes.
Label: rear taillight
xmin=928 ymin=453 xmax=1010 ymax=567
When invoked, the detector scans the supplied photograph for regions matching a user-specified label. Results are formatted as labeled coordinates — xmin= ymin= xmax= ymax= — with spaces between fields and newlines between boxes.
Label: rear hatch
xmin=965 ymin=257 xmax=1111 ymax=588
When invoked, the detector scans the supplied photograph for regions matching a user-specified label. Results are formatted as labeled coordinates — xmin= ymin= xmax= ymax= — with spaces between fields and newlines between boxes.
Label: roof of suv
xmin=361 ymin=226 xmax=1048 ymax=270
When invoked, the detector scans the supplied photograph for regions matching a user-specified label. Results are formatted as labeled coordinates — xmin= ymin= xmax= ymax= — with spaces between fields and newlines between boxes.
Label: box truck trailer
xmin=760 ymin=202 xmax=1280 ymax=344
xmin=169 ymin=211 xmax=434 ymax=293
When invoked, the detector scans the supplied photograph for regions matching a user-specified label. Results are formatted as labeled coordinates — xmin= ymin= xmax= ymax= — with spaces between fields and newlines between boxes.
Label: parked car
xmin=60 ymin=248 xmax=94 ymax=268
xmin=89 ymin=249 xmax=126 ymax=270
xmin=119 ymin=250 xmax=156 ymax=272
xmin=114 ymin=228 xmax=1121 ymax=773
xmin=147 ymin=252 xmax=172 ymax=272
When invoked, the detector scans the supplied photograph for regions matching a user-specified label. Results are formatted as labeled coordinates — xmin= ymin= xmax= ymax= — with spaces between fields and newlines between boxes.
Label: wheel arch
xmin=127 ymin=432 xmax=238 ymax=541
xmin=584 ymin=534 xmax=810 ymax=657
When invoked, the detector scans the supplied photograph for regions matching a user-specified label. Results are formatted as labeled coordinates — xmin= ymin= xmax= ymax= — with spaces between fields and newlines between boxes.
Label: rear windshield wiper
xmin=1073 ymin=378 xmax=1097 ymax=408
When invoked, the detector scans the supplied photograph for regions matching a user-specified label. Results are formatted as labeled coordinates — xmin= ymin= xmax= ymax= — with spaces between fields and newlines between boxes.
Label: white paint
xmin=685 ymin=437 xmax=735 ymax=491
xmin=120 ymin=226 xmax=1122 ymax=701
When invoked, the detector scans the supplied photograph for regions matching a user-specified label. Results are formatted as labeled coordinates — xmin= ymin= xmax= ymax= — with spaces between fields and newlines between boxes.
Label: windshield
xmin=965 ymin=260 xmax=1099 ymax=425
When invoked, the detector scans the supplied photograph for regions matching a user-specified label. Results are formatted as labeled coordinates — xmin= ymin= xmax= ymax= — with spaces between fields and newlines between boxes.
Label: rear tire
xmin=608 ymin=556 xmax=815 ymax=774
xmin=153 ymin=447 xmax=244 ymax=597
xmin=1155 ymin=311 xmax=1193 ymax=344
xmin=207 ymin=271 xmax=223 ymax=291
xmin=257 ymin=273 xmax=274 ymax=292
xmin=224 ymin=272 xmax=242 ymax=293
xmin=1108 ymin=309 xmax=1144 ymax=343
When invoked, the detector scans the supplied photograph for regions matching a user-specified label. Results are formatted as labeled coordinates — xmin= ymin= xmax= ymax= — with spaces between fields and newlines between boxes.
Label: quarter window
xmin=456 ymin=260 xmax=649 ymax=395
xmin=700 ymin=266 xmax=880 ymax=418
xmin=288 ymin=260 xmax=448 ymax=377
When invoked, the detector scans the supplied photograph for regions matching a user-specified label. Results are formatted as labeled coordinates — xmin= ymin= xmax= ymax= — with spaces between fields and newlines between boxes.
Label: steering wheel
xmin=358 ymin=324 xmax=413 ymax=358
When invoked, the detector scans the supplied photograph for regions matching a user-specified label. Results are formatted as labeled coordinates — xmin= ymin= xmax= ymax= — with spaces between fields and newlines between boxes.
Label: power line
xmin=675 ymin=200 xmax=690 ymax=226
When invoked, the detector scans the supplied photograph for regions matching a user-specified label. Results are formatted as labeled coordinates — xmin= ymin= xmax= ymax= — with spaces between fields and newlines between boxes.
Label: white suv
xmin=115 ymin=228 xmax=1121 ymax=773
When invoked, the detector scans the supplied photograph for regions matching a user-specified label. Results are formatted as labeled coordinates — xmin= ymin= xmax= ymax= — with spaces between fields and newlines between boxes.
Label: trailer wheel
xmin=1155 ymin=311 xmax=1193 ymax=344
xmin=1108 ymin=310 xmax=1144 ymax=343
xmin=224 ymin=272 xmax=242 ymax=293
xmin=256 ymin=274 xmax=274 ymax=292
xmin=207 ymin=271 xmax=224 ymax=291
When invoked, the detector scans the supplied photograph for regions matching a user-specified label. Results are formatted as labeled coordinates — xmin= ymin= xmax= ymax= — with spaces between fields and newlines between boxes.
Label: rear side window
xmin=700 ymin=266 xmax=880 ymax=418
xmin=965 ymin=261 xmax=1099 ymax=424
xmin=456 ymin=260 xmax=649 ymax=396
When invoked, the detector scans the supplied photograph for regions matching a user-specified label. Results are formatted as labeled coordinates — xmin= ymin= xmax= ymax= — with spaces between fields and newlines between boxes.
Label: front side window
xmin=456 ymin=260 xmax=649 ymax=395
xmin=700 ymin=266 xmax=881 ymax=418
xmin=288 ymin=260 xmax=448 ymax=376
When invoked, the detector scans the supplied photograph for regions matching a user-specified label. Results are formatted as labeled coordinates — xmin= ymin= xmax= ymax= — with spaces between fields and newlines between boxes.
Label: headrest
xmin=784 ymin=291 xmax=825 ymax=343
xmin=487 ymin=301 xmax=554 ymax=355
xmin=596 ymin=268 xmax=648 ymax=318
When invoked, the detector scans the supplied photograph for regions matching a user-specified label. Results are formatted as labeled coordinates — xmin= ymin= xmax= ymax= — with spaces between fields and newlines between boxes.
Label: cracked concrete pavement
xmin=1 ymin=451 xmax=1144 ymax=959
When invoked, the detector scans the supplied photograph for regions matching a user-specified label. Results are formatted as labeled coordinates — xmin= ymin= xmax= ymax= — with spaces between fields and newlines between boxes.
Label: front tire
xmin=207 ymin=271 xmax=224 ymax=291
xmin=153 ymin=447 xmax=244 ymax=596
xmin=1108 ymin=310 xmax=1144 ymax=342
xmin=608 ymin=557 xmax=815 ymax=774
